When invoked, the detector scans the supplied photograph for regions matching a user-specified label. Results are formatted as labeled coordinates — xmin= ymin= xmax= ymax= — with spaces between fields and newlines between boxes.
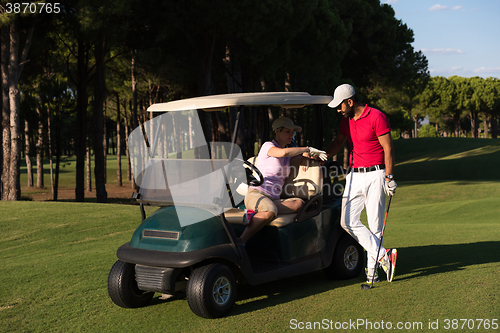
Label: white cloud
xmin=421 ymin=48 xmax=465 ymax=55
xmin=450 ymin=66 xmax=465 ymax=72
xmin=429 ymin=4 xmax=449 ymax=11
xmin=429 ymin=67 xmax=500 ymax=79
xmin=382 ymin=0 xmax=399 ymax=3
xmin=429 ymin=66 xmax=465 ymax=76
xmin=429 ymin=4 xmax=464 ymax=12
xmin=474 ymin=67 xmax=500 ymax=73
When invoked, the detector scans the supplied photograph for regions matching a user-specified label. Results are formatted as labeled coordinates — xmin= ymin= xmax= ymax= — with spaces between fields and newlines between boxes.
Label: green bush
xmin=418 ymin=124 xmax=439 ymax=137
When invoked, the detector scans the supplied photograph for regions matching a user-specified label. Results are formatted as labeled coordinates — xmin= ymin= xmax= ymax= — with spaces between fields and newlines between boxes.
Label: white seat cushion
xmin=224 ymin=208 xmax=297 ymax=228
xmin=281 ymin=157 xmax=323 ymax=200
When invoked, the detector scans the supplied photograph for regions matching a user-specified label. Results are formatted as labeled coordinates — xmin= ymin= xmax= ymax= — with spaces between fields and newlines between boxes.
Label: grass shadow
xmin=131 ymin=270 xmax=365 ymax=315
xmin=395 ymin=241 xmax=500 ymax=281
xmin=394 ymin=138 xmax=500 ymax=184
xmin=228 ymin=271 xmax=364 ymax=316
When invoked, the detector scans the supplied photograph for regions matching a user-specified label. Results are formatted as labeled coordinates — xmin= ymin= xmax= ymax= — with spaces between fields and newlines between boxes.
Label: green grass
xmin=2 ymin=138 xmax=500 ymax=332
xmin=20 ymin=155 xmax=130 ymax=188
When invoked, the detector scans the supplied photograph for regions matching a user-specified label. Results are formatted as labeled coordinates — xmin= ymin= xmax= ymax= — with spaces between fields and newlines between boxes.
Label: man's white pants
xmin=341 ymin=169 xmax=387 ymax=271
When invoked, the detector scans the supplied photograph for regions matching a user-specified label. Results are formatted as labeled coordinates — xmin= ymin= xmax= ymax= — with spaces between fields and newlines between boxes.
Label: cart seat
xmin=224 ymin=208 xmax=297 ymax=227
xmin=226 ymin=156 xmax=323 ymax=228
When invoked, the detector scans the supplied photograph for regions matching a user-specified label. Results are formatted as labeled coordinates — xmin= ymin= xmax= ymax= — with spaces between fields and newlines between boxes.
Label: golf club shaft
xmin=369 ymin=195 xmax=393 ymax=286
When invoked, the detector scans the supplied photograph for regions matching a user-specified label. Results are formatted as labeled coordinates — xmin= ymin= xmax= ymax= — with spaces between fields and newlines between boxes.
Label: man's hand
xmin=308 ymin=147 xmax=328 ymax=161
xmin=385 ymin=178 xmax=397 ymax=196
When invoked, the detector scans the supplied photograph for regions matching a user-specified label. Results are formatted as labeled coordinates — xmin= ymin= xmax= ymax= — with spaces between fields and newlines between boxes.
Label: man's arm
xmin=326 ymin=133 xmax=347 ymax=159
xmin=378 ymin=132 xmax=395 ymax=177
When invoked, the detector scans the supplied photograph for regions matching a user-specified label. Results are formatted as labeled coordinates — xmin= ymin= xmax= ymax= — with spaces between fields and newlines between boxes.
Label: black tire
xmin=107 ymin=260 xmax=154 ymax=308
xmin=323 ymin=234 xmax=364 ymax=280
xmin=186 ymin=263 xmax=237 ymax=319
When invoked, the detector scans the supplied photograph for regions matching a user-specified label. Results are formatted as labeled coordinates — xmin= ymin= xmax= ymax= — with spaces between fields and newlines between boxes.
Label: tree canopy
xmin=2 ymin=0 xmax=498 ymax=202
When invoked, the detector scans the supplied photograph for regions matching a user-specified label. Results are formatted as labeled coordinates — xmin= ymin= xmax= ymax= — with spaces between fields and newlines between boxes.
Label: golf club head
xmin=361 ymin=283 xmax=373 ymax=290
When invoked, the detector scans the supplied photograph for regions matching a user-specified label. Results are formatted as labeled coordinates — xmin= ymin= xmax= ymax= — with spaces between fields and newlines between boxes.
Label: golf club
xmin=361 ymin=195 xmax=393 ymax=290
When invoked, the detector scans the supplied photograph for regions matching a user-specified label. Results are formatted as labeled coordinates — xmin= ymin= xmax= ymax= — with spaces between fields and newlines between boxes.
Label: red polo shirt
xmin=339 ymin=105 xmax=391 ymax=168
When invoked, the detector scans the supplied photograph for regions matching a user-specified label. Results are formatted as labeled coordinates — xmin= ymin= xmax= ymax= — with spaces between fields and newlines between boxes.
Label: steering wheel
xmin=242 ymin=160 xmax=264 ymax=187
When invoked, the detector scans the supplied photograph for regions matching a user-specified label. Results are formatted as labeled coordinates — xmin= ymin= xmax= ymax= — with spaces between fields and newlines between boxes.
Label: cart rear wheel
xmin=108 ymin=260 xmax=154 ymax=308
xmin=186 ymin=263 xmax=237 ymax=318
xmin=323 ymin=234 xmax=364 ymax=279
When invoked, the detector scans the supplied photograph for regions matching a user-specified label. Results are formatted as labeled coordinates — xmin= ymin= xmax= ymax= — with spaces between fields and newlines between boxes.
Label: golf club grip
xmin=386 ymin=195 xmax=393 ymax=213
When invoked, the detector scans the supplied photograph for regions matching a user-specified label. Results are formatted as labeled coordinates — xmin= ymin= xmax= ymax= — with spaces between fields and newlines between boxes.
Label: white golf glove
xmin=308 ymin=147 xmax=328 ymax=161
xmin=385 ymin=179 xmax=397 ymax=196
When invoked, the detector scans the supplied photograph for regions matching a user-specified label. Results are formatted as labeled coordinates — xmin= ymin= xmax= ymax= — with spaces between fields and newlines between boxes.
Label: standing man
xmin=326 ymin=84 xmax=398 ymax=283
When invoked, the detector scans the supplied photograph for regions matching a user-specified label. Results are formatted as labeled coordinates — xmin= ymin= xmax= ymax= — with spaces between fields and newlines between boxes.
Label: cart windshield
xmin=129 ymin=110 xmax=246 ymax=226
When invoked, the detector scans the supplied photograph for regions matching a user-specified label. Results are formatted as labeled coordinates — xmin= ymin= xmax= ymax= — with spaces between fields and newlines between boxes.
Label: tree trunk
xmin=47 ymin=110 xmax=54 ymax=198
xmin=483 ymin=113 xmax=489 ymax=139
xmin=54 ymin=106 xmax=61 ymax=201
xmin=93 ymin=32 xmax=107 ymax=203
xmin=103 ymin=100 xmax=107 ymax=184
xmin=24 ymin=119 xmax=33 ymax=187
xmin=491 ymin=114 xmax=498 ymax=139
xmin=454 ymin=114 xmax=460 ymax=137
xmin=36 ymin=106 xmax=44 ymax=189
xmin=413 ymin=115 xmax=418 ymax=138
xmin=2 ymin=18 xmax=34 ymax=200
xmin=124 ymin=100 xmax=132 ymax=182
xmin=131 ymin=52 xmax=139 ymax=129
xmin=8 ymin=19 xmax=22 ymax=201
xmin=75 ymin=38 xmax=88 ymax=202
xmin=86 ymin=141 xmax=91 ymax=191
xmin=130 ymin=56 xmax=138 ymax=190
xmin=198 ymin=31 xmax=216 ymax=148
xmin=116 ymin=93 xmax=122 ymax=186
xmin=1 ymin=25 xmax=10 ymax=200
xmin=470 ymin=111 xmax=478 ymax=138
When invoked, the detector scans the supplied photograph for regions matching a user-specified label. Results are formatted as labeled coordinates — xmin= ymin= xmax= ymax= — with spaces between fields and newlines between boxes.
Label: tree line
xmin=369 ymin=75 xmax=500 ymax=139
xmin=3 ymin=0 xmax=494 ymax=203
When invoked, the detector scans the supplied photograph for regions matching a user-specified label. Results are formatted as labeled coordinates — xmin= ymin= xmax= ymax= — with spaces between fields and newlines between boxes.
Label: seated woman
xmin=239 ymin=117 xmax=327 ymax=245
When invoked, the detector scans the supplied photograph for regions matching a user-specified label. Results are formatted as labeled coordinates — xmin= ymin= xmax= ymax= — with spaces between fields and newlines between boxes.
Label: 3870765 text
xmin=3 ymin=3 xmax=61 ymax=14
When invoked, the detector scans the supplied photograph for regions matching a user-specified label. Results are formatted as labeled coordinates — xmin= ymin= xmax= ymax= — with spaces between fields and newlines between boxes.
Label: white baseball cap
xmin=328 ymin=84 xmax=356 ymax=108
xmin=272 ymin=117 xmax=302 ymax=132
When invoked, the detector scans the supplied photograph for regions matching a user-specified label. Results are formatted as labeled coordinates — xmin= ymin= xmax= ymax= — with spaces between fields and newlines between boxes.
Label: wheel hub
xmin=212 ymin=276 xmax=231 ymax=306
xmin=344 ymin=245 xmax=359 ymax=270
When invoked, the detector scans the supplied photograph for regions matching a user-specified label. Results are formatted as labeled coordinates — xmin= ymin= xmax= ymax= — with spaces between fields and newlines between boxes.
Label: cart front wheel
xmin=186 ymin=263 xmax=237 ymax=318
xmin=107 ymin=260 xmax=154 ymax=308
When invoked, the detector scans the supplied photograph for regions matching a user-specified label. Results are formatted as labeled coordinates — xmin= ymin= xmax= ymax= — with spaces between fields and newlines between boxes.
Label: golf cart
xmin=107 ymin=92 xmax=364 ymax=318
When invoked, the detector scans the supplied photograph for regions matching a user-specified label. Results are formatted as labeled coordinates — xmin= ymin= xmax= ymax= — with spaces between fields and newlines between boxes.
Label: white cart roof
xmin=147 ymin=92 xmax=333 ymax=112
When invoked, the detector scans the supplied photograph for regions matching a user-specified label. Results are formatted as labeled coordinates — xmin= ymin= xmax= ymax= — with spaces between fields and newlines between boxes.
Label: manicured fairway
xmin=2 ymin=138 xmax=499 ymax=332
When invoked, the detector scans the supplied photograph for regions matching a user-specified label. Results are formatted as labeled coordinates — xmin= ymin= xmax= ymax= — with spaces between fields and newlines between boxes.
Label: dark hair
xmin=275 ymin=126 xmax=285 ymax=133
xmin=345 ymin=94 xmax=360 ymax=104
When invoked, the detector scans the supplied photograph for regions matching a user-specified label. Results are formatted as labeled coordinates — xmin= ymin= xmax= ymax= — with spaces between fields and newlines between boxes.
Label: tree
xmin=429 ymin=76 xmax=464 ymax=137
xmin=1 ymin=24 xmax=10 ymax=200
xmin=338 ymin=0 xmax=428 ymax=91
xmin=0 ymin=14 xmax=35 ymax=201
xmin=470 ymin=77 xmax=499 ymax=138
xmin=450 ymin=76 xmax=477 ymax=137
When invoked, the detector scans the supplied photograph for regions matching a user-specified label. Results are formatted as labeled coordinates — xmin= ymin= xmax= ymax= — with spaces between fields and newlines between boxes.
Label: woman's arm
xmin=267 ymin=146 xmax=309 ymax=158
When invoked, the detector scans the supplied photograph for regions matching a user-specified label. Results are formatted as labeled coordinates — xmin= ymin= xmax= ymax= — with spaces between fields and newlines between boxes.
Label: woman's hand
xmin=307 ymin=147 xmax=328 ymax=161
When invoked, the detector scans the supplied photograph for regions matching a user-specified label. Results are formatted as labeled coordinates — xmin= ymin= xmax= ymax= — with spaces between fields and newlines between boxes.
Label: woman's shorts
xmin=244 ymin=189 xmax=302 ymax=217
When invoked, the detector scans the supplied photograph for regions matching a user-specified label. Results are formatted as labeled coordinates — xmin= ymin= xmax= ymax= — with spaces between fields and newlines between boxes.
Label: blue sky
xmin=382 ymin=0 xmax=500 ymax=79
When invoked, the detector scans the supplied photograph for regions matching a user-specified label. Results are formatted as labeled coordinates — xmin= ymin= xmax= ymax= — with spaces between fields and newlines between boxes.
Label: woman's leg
xmin=240 ymin=190 xmax=278 ymax=243
xmin=274 ymin=198 xmax=304 ymax=214
xmin=239 ymin=211 xmax=275 ymax=243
